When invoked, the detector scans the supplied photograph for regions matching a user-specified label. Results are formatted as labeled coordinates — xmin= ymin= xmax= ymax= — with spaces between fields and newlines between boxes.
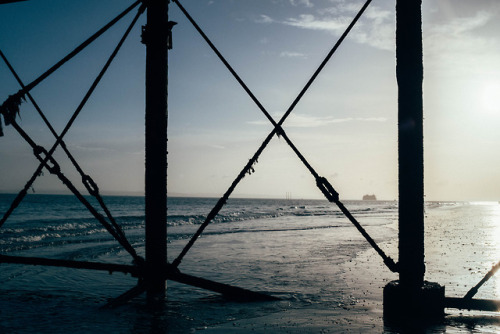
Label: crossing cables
xmin=0 ymin=2 xmax=146 ymax=265
xmin=171 ymin=0 xmax=398 ymax=273
xmin=0 ymin=0 xmax=141 ymax=123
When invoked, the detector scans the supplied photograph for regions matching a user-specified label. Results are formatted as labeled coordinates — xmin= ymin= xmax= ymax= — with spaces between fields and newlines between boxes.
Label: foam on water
xmin=0 ymin=195 xmax=498 ymax=333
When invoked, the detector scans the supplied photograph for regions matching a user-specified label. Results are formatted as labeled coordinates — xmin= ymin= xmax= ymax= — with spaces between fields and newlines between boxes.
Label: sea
xmin=0 ymin=194 xmax=499 ymax=333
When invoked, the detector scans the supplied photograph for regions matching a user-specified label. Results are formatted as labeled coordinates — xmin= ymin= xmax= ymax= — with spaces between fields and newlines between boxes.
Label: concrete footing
xmin=383 ymin=280 xmax=445 ymax=324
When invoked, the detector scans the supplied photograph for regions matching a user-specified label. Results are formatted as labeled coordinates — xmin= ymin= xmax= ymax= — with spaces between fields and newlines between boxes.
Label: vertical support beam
xmin=384 ymin=2 xmax=445 ymax=324
xmin=144 ymin=0 xmax=168 ymax=302
xmin=396 ymin=0 xmax=425 ymax=291
xmin=385 ymin=1 xmax=446 ymax=323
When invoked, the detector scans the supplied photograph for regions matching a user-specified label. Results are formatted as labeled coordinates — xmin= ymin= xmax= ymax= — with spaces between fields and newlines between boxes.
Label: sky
xmin=0 ymin=0 xmax=500 ymax=201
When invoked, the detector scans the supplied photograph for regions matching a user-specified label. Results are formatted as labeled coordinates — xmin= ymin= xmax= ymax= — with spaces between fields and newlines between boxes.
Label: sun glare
xmin=480 ymin=82 xmax=500 ymax=115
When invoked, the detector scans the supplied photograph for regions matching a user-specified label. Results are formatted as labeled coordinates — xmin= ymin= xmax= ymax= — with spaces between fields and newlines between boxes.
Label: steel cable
xmin=4 ymin=1 xmax=141 ymax=100
xmin=464 ymin=260 xmax=500 ymax=299
xmin=0 ymin=3 xmax=146 ymax=264
xmin=172 ymin=0 xmax=397 ymax=273
xmin=8 ymin=119 xmax=142 ymax=264
xmin=0 ymin=50 xmax=133 ymax=263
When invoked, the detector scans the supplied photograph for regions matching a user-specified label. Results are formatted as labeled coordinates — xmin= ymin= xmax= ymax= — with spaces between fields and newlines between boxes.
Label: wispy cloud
xmin=205 ymin=143 xmax=226 ymax=150
xmin=254 ymin=3 xmax=499 ymax=66
xmin=248 ymin=113 xmax=386 ymax=128
xmin=280 ymin=51 xmax=307 ymax=58
xmin=430 ymin=10 xmax=492 ymax=36
xmin=289 ymin=0 xmax=313 ymax=8
xmin=255 ymin=14 xmax=274 ymax=24
xmin=283 ymin=14 xmax=349 ymax=34
xmin=425 ymin=10 xmax=500 ymax=71
xmin=256 ymin=2 xmax=395 ymax=51
xmin=70 ymin=144 xmax=114 ymax=153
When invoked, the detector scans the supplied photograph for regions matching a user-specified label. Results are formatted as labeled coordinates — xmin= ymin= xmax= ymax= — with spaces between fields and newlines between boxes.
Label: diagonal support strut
xmin=171 ymin=0 xmax=397 ymax=273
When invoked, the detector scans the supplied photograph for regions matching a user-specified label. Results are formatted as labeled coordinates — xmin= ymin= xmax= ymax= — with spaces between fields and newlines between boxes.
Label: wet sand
xmin=202 ymin=241 xmax=396 ymax=333
xmin=202 ymin=203 xmax=500 ymax=333
xmin=203 ymin=244 xmax=499 ymax=333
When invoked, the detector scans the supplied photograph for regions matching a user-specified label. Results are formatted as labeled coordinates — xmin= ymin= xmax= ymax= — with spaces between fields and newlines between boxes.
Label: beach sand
xmin=199 ymin=204 xmax=500 ymax=333
xmin=201 ymin=242 xmax=396 ymax=333
xmin=201 ymin=244 xmax=499 ymax=333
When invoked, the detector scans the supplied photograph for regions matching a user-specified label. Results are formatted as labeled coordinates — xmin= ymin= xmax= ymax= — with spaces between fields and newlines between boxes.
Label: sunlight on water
xmin=469 ymin=201 xmax=499 ymax=206
xmin=474 ymin=202 xmax=500 ymax=299
xmin=491 ymin=204 xmax=500 ymax=298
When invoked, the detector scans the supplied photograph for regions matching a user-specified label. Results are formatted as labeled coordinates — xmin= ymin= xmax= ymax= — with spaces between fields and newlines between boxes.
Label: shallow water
xmin=0 ymin=195 xmax=499 ymax=333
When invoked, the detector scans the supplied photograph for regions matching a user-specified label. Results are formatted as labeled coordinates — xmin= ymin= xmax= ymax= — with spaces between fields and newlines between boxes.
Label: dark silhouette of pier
xmin=0 ymin=0 xmax=498 ymax=326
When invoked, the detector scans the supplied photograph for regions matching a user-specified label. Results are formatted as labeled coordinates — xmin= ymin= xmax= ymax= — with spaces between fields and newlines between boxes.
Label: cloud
xmin=430 ymin=10 xmax=492 ymax=36
xmin=363 ymin=5 xmax=391 ymax=25
xmin=255 ymin=14 xmax=274 ymax=24
xmin=290 ymin=0 xmax=313 ymax=8
xmin=248 ymin=113 xmax=386 ymax=128
xmin=279 ymin=51 xmax=307 ymax=58
xmin=205 ymin=143 xmax=226 ymax=150
xmin=259 ymin=3 xmax=395 ymax=51
xmin=254 ymin=3 xmax=499 ymax=56
xmin=424 ymin=10 xmax=500 ymax=71
xmin=283 ymin=14 xmax=349 ymax=34
xmin=70 ymin=144 xmax=113 ymax=153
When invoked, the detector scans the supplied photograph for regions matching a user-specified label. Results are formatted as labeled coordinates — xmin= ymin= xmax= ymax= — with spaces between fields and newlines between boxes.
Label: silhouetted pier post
xmin=384 ymin=0 xmax=445 ymax=322
xmin=397 ymin=0 xmax=425 ymax=293
xmin=144 ymin=0 xmax=168 ymax=303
